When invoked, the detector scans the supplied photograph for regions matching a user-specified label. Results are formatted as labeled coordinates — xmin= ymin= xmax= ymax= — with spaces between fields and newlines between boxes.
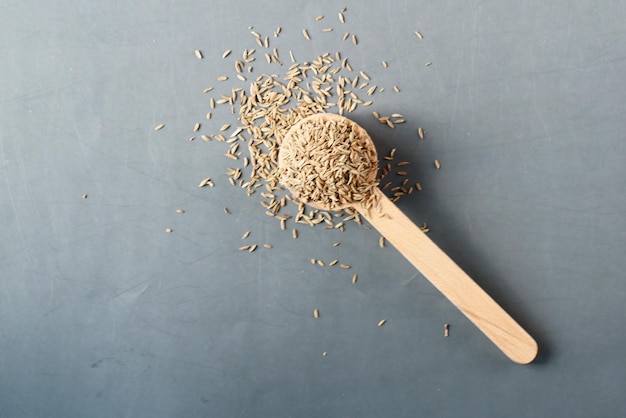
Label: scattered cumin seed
xmin=322 ymin=28 xmax=333 ymax=32
xmin=329 ymin=259 xmax=338 ymax=266
xmin=418 ymin=127 xmax=425 ymax=139
xmin=378 ymin=319 xmax=387 ymax=327
xmin=314 ymin=309 xmax=320 ymax=318
xmin=194 ymin=50 xmax=203 ymax=59
xmin=310 ymin=258 xmax=316 ymax=265
xmin=176 ymin=209 xmax=185 ymax=214
xmin=154 ymin=124 xmax=164 ymax=131
xmin=434 ymin=159 xmax=441 ymax=169
xmin=202 ymin=87 xmax=213 ymax=93
xmin=239 ymin=245 xmax=250 ymax=251
xmin=82 ymin=194 xmax=88 ymax=199
xmin=379 ymin=236 xmax=385 ymax=248
xmin=425 ymin=61 xmax=432 ymax=67
xmin=393 ymin=85 xmax=400 ymax=93
xmin=333 ymin=242 xmax=341 ymax=247
xmin=222 ymin=49 xmax=232 ymax=59
xmin=242 ymin=231 xmax=250 ymax=239
xmin=193 ymin=123 xmax=200 ymax=132
xmin=317 ymin=260 xmax=326 ymax=267
xmin=381 ymin=60 xmax=388 ymax=68
xmin=292 ymin=229 xmax=298 ymax=239
xmin=444 ymin=323 xmax=450 ymax=337
xmin=248 ymin=244 xmax=257 ymax=253
xmin=342 ymin=31 xmax=350 ymax=41
xmin=338 ymin=12 xmax=345 ymax=23
xmin=220 ymin=124 xmax=230 ymax=131
xmin=198 ymin=177 xmax=211 ymax=188
xmin=352 ymin=34 xmax=358 ymax=45
xmin=224 ymin=207 xmax=231 ymax=215
xmin=340 ymin=264 xmax=351 ymax=269
xmin=263 ymin=243 xmax=273 ymax=249
xmin=316 ymin=15 xmax=324 ymax=21
xmin=415 ymin=31 xmax=423 ymax=39
xmin=165 ymin=227 xmax=173 ymax=233
xmin=217 ymin=76 xmax=228 ymax=81
xmin=302 ymin=29 xmax=311 ymax=40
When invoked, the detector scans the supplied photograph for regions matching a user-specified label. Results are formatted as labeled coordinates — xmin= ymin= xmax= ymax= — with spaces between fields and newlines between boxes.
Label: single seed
xmin=329 ymin=259 xmax=338 ymax=266
xmin=206 ymin=112 xmax=212 ymax=120
xmin=333 ymin=242 xmax=341 ymax=247
xmin=352 ymin=274 xmax=358 ymax=284
xmin=198 ymin=177 xmax=211 ymax=188
xmin=316 ymin=15 xmax=324 ymax=21
xmin=322 ymin=352 xmax=327 ymax=356
xmin=322 ymin=28 xmax=333 ymax=32
xmin=444 ymin=323 xmax=450 ymax=337
xmin=194 ymin=50 xmax=203 ymax=59
xmin=310 ymin=258 xmax=316 ymax=265
xmin=222 ymin=49 xmax=232 ymax=58
xmin=237 ymin=74 xmax=246 ymax=81
xmin=381 ymin=60 xmax=388 ymax=68
xmin=340 ymin=264 xmax=351 ymax=269
xmin=415 ymin=31 xmax=423 ymax=39
xmin=317 ymin=260 xmax=326 ymax=267
xmin=434 ymin=159 xmax=441 ymax=169
xmin=242 ymin=231 xmax=250 ymax=239
xmin=239 ymin=245 xmax=250 ymax=251
xmin=379 ymin=236 xmax=385 ymax=248
xmin=378 ymin=319 xmax=387 ymax=327
xmin=193 ymin=123 xmax=200 ymax=132
xmin=165 ymin=227 xmax=173 ymax=233
xmin=220 ymin=124 xmax=230 ymax=131
xmin=224 ymin=207 xmax=231 ymax=215
xmin=342 ymin=32 xmax=350 ymax=41
xmin=393 ymin=85 xmax=400 ymax=93
xmin=176 ymin=209 xmax=185 ymax=214
xmin=292 ymin=229 xmax=298 ymax=239
xmin=302 ymin=29 xmax=311 ymax=40
xmin=217 ymin=76 xmax=228 ymax=81
xmin=425 ymin=61 xmax=432 ymax=67
xmin=263 ymin=243 xmax=273 ymax=249
xmin=352 ymin=34 xmax=358 ymax=45
xmin=154 ymin=124 xmax=164 ymax=131
xmin=202 ymin=87 xmax=213 ymax=93
xmin=248 ymin=244 xmax=258 ymax=253
xmin=82 ymin=194 xmax=88 ymax=199
xmin=188 ymin=136 xmax=195 ymax=142
xmin=314 ymin=309 xmax=320 ymax=318
xmin=418 ymin=127 xmax=425 ymax=139
xmin=338 ymin=12 xmax=345 ymax=23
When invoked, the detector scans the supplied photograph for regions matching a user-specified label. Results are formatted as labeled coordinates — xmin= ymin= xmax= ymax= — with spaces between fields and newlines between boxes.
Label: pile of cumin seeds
xmin=278 ymin=116 xmax=379 ymax=211
xmin=180 ymin=8 xmax=428 ymax=234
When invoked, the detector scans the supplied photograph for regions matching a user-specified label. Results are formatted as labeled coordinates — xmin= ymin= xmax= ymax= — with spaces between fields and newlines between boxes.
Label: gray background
xmin=1 ymin=0 xmax=625 ymax=417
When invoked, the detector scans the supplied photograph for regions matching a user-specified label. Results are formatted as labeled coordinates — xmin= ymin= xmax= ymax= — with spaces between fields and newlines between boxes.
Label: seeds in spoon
xmin=279 ymin=116 xmax=379 ymax=211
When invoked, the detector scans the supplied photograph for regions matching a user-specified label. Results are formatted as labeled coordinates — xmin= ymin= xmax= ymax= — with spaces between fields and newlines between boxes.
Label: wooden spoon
xmin=278 ymin=113 xmax=538 ymax=364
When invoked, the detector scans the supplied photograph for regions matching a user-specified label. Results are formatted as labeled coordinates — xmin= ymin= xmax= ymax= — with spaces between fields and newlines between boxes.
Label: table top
xmin=2 ymin=1 xmax=625 ymax=416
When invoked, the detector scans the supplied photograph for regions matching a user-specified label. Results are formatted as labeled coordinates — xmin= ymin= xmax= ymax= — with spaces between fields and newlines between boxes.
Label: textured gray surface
xmin=2 ymin=0 xmax=625 ymax=417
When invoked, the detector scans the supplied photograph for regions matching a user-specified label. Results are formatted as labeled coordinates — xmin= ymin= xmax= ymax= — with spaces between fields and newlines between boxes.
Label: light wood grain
xmin=360 ymin=188 xmax=538 ymax=364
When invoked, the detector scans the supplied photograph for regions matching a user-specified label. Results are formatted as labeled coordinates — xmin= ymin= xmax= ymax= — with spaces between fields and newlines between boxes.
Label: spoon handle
xmin=359 ymin=188 xmax=538 ymax=364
